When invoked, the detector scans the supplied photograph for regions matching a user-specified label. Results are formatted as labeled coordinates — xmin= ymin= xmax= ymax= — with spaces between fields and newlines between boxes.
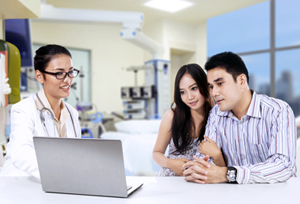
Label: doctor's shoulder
xmin=11 ymin=94 xmax=37 ymax=115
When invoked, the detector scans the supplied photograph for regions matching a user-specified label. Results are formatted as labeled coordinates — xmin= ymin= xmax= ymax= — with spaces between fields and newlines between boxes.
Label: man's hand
xmin=183 ymin=156 xmax=228 ymax=184
xmin=168 ymin=158 xmax=191 ymax=176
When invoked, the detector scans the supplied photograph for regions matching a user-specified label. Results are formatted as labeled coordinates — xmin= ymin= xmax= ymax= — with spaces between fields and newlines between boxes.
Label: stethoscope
xmin=36 ymin=93 xmax=78 ymax=137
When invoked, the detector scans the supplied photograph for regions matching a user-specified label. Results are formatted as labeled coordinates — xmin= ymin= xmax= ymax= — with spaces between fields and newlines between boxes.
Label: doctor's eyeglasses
xmin=40 ymin=69 xmax=80 ymax=80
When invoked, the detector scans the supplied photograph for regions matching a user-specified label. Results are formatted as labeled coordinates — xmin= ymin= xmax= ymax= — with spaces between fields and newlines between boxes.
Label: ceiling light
xmin=144 ymin=0 xmax=193 ymax=13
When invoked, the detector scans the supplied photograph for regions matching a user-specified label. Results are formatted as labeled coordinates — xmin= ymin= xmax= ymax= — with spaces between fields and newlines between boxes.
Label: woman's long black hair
xmin=171 ymin=64 xmax=211 ymax=155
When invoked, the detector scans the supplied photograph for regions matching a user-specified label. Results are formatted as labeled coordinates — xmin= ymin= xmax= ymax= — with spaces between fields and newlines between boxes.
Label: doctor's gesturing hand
xmin=183 ymin=155 xmax=228 ymax=184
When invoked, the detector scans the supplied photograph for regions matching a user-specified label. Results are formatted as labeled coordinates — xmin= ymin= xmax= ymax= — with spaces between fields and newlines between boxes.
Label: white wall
xmin=145 ymin=20 xmax=207 ymax=104
xmin=143 ymin=20 xmax=165 ymax=61
xmin=163 ymin=19 xmax=197 ymax=60
xmin=31 ymin=21 xmax=145 ymax=114
xmin=31 ymin=19 xmax=207 ymax=115
xmin=195 ymin=21 xmax=207 ymax=68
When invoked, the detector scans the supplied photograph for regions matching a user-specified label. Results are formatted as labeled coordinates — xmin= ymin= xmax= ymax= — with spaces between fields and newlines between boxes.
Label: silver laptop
xmin=33 ymin=137 xmax=143 ymax=198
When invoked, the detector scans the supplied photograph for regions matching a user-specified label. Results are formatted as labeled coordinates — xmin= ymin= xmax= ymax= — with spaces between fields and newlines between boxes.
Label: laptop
xmin=33 ymin=137 xmax=143 ymax=198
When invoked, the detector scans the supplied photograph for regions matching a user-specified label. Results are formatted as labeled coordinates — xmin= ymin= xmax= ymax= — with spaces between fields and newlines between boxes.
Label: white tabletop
xmin=1 ymin=176 xmax=300 ymax=204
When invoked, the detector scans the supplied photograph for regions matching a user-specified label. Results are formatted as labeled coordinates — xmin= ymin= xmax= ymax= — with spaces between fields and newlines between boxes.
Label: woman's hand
xmin=169 ymin=158 xmax=191 ymax=176
xmin=198 ymin=136 xmax=221 ymax=160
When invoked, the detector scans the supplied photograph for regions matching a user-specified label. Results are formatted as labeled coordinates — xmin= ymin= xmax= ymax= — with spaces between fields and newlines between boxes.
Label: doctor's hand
xmin=169 ymin=158 xmax=191 ymax=176
xmin=183 ymin=156 xmax=228 ymax=184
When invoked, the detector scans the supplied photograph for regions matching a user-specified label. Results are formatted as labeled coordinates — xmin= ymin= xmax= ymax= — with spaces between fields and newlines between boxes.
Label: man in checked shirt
xmin=183 ymin=51 xmax=297 ymax=184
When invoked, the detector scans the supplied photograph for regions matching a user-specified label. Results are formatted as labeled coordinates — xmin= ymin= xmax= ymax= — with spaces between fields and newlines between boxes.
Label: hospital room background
xmin=1 ymin=0 xmax=300 ymax=176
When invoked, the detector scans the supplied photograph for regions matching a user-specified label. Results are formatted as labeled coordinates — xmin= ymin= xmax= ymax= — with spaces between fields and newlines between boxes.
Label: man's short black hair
xmin=205 ymin=51 xmax=249 ymax=84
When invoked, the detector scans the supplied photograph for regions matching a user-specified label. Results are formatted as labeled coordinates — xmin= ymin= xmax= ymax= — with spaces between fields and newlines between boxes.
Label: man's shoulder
xmin=208 ymin=104 xmax=220 ymax=117
xmin=257 ymin=93 xmax=291 ymax=112
xmin=210 ymin=104 xmax=220 ymax=112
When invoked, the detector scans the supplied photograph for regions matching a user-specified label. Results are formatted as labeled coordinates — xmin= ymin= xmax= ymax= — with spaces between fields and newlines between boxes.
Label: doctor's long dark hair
xmin=171 ymin=64 xmax=211 ymax=155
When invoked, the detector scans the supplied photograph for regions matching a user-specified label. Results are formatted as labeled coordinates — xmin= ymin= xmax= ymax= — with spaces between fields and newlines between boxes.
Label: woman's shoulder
xmin=158 ymin=109 xmax=174 ymax=128
xmin=162 ymin=109 xmax=174 ymax=121
xmin=11 ymin=95 xmax=36 ymax=111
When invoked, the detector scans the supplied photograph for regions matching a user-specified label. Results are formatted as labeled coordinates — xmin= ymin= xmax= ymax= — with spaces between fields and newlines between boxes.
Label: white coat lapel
xmin=44 ymin=111 xmax=58 ymax=137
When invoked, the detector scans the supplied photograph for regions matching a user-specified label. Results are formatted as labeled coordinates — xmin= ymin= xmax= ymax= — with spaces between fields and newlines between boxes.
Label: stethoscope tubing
xmin=36 ymin=93 xmax=78 ymax=138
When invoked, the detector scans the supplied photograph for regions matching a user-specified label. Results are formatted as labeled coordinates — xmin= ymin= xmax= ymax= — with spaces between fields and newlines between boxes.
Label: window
xmin=207 ymin=1 xmax=270 ymax=56
xmin=207 ymin=0 xmax=300 ymax=116
xmin=276 ymin=49 xmax=300 ymax=114
xmin=276 ymin=0 xmax=300 ymax=48
xmin=241 ymin=53 xmax=270 ymax=95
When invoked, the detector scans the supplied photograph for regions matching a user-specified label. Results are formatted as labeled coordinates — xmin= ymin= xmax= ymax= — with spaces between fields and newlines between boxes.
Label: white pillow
xmin=114 ymin=120 xmax=161 ymax=134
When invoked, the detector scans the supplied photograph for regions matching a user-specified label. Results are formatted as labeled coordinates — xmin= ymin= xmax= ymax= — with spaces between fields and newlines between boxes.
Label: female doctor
xmin=0 ymin=44 xmax=81 ymax=179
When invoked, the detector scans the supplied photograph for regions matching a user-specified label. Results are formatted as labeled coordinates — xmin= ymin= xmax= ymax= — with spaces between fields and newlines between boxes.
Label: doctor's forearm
xmin=11 ymin=145 xmax=40 ymax=179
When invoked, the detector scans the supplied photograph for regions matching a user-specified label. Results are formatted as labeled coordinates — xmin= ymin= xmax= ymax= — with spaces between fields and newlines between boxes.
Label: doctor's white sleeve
xmin=7 ymin=104 xmax=40 ymax=179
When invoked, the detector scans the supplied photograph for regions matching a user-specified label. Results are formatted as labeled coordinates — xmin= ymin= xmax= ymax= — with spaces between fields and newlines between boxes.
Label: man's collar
xmin=217 ymin=108 xmax=231 ymax=117
xmin=245 ymin=90 xmax=261 ymax=118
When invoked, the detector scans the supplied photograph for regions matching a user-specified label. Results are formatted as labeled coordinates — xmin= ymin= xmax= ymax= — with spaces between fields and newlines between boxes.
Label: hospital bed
xmin=101 ymin=119 xmax=300 ymax=176
xmin=100 ymin=119 xmax=162 ymax=176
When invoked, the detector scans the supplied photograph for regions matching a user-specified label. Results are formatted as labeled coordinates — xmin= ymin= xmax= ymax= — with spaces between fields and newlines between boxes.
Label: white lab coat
xmin=0 ymin=94 xmax=81 ymax=180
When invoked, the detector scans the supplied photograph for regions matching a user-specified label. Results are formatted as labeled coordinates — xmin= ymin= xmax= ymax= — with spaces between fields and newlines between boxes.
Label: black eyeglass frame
xmin=40 ymin=68 xmax=80 ymax=80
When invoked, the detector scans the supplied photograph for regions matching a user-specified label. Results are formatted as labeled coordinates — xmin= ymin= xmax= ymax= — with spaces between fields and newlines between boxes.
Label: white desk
xmin=1 ymin=176 xmax=300 ymax=204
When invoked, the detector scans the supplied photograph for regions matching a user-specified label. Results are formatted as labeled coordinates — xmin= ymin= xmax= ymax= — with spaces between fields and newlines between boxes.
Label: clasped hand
xmin=183 ymin=155 xmax=228 ymax=184
xmin=169 ymin=158 xmax=191 ymax=176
